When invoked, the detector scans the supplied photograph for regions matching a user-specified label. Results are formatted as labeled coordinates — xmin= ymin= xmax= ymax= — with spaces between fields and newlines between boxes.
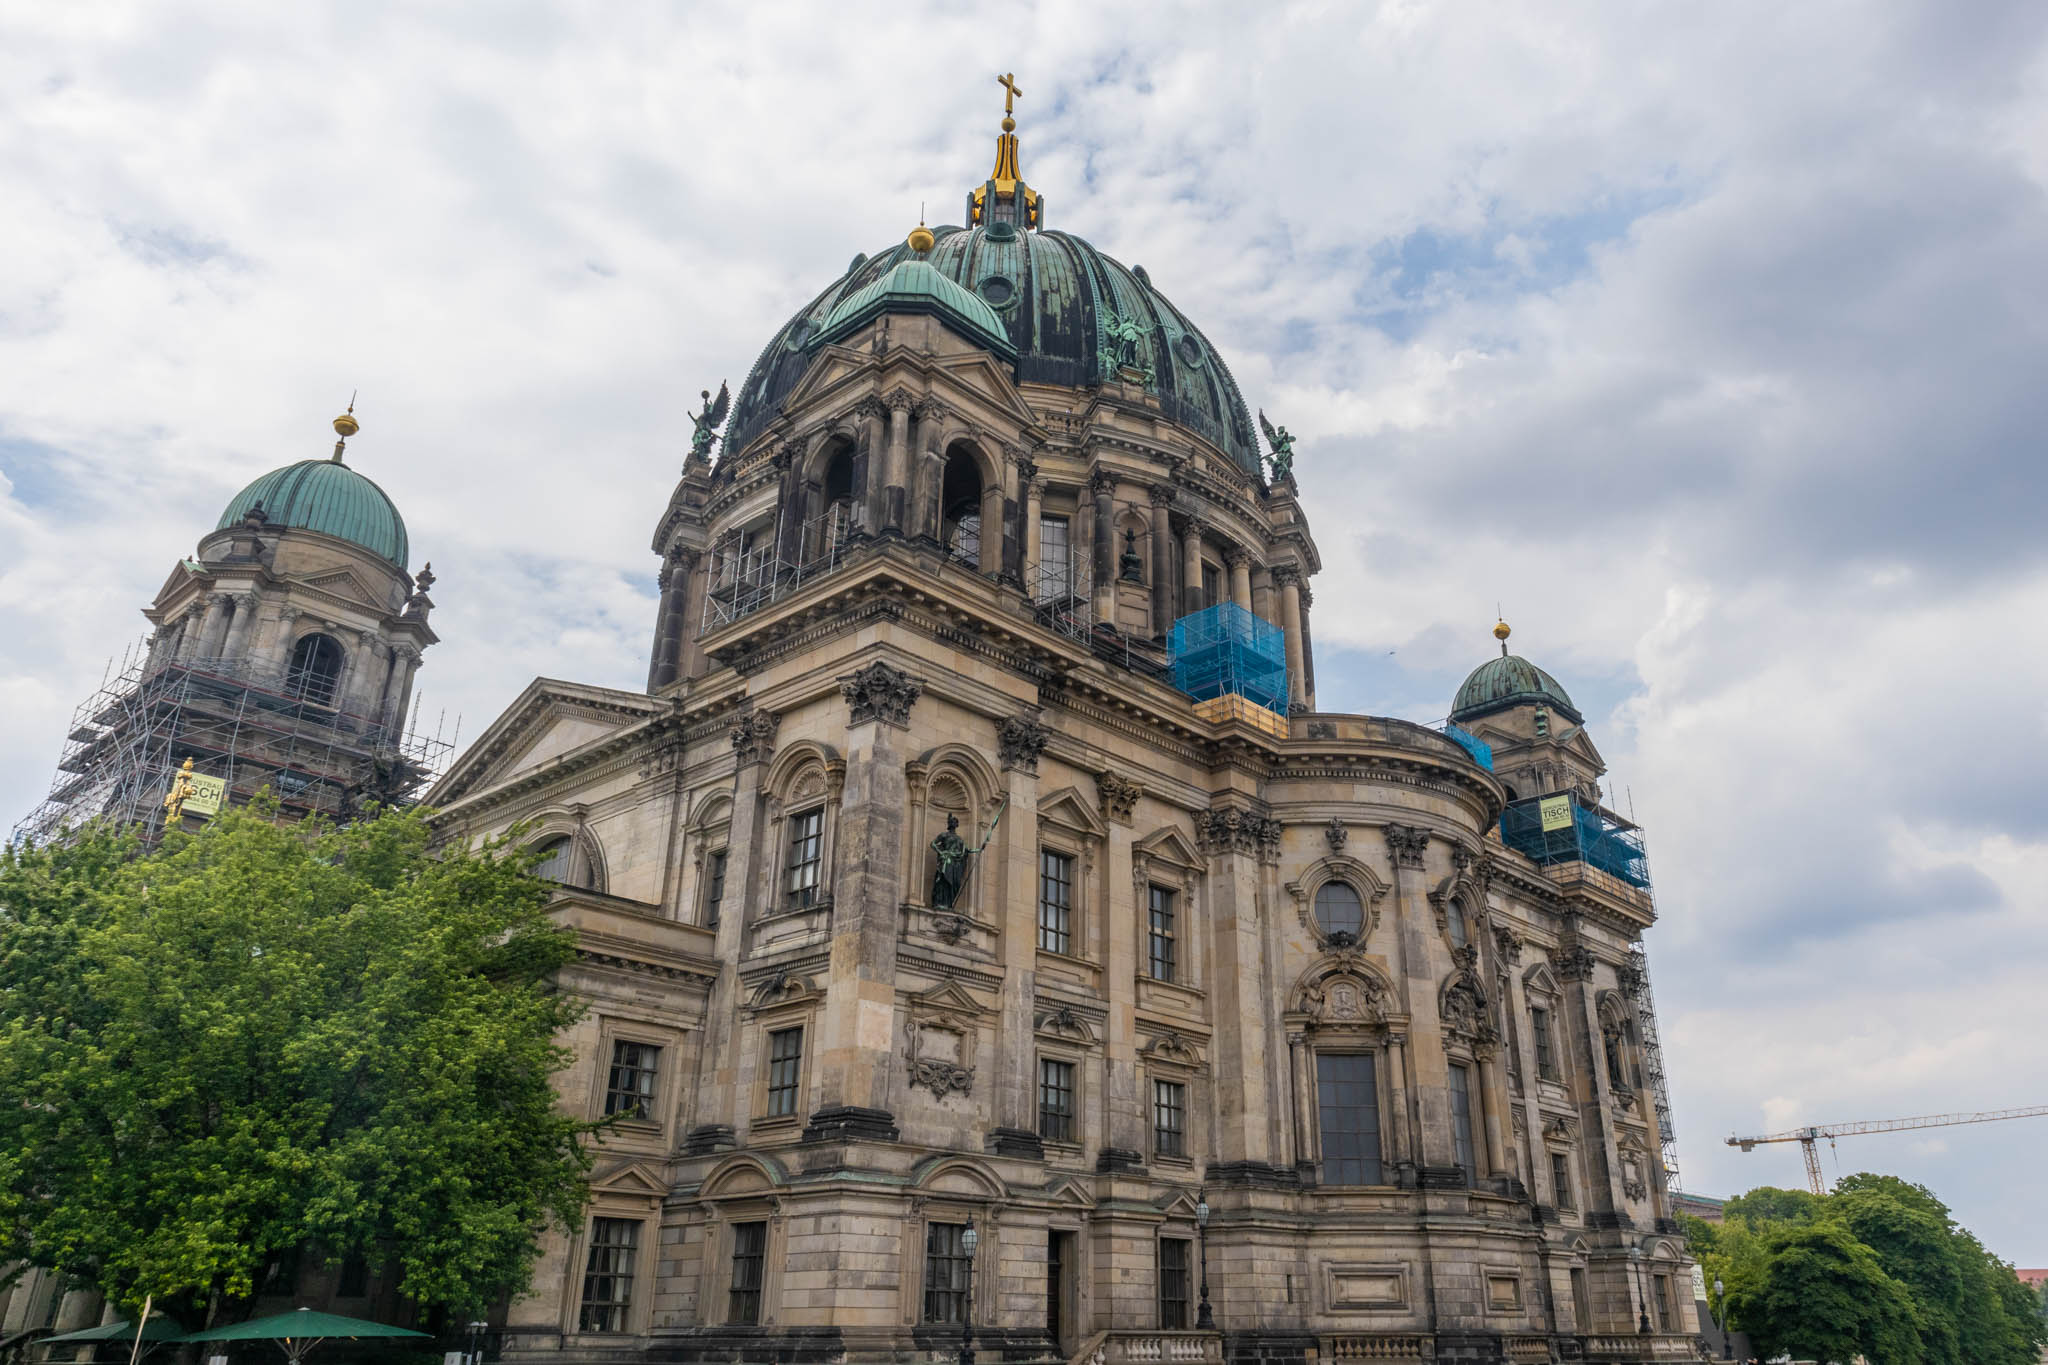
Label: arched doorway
xmin=287 ymin=633 xmax=344 ymax=707
xmin=941 ymin=449 xmax=983 ymax=567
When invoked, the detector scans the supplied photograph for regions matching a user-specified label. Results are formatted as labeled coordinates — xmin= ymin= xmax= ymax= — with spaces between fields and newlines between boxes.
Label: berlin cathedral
xmin=15 ymin=78 xmax=1698 ymax=1365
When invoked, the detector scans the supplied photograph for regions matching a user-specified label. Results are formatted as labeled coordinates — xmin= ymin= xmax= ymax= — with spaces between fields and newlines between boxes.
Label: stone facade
xmin=428 ymin=115 xmax=1696 ymax=1365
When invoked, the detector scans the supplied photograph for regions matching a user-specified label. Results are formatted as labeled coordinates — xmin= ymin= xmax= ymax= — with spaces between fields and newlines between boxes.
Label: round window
xmin=979 ymin=275 xmax=1016 ymax=307
xmin=984 ymin=220 xmax=1019 ymax=242
xmin=1314 ymin=881 xmax=1364 ymax=939
xmin=1177 ymin=335 xmax=1204 ymax=368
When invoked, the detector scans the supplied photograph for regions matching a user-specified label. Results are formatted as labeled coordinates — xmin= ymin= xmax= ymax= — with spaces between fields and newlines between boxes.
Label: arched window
xmin=1314 ymin=881 xmax=1365 ymax=941
xmin=1446 ymin=896 xmax=1471 ymax=948
xmin=941 ymin=450 xmax=983 ymax=565
xmin=287 ymin=633 xmax=344 ymax=706
xmin=531 ymin=836 xmax=576 ymax=885
xmin=819 ymin=446 xmax=856 ymax=554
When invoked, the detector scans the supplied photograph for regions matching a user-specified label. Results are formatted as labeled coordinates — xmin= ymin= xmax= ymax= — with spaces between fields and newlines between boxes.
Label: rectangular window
xmin=1040 ymin=515 xmax=1073 ymax=599
xmin=1039 ymin=1058 xmax=1076 ymax=1142
xmin=1201 ymin=562 xmax=1222 ymax=611
xmin=1153 ymin=1079 xmax=1186 ymax=1158
xmin=1315 ymin=1053 xmax=1383 ymax=1185
xmin=1531 ymin=1006 xmax=1556 ymax=1078
xmin=1550 ymin=1151 xmax=1575 ymax=1210
xmin=766 ymin=1027 xmax=803 ymax=1117
xmin=578 ymin=1218 xmax=639 ymax=1334
xmin=923 ymin=1223 xmax=970 ymax=1324
xmin=1157 ymin=1238 xmax=1191 ymax=1330
xmin=704 ymin=848 xmax=727 ymax=930
xmin=1147 ymin=885 xmax=1177 ymax=983
xmin=603 ymin=1039 xmax=660 ymax=1120
xmin=728 ymin=1221 xmax=767 ymax=1326
xmin=1652 ymin=1274 xmax=1672 ymax=1331
xmin=1038 ymin=849 xmax=1074 ymax=954
xmin=785 ymin=809 xmax=824 ymax=907
xmin=1448 ymin=1063 xmax=1477 ymax=1185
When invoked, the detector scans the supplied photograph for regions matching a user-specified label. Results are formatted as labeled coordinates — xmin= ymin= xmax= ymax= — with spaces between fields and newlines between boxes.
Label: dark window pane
xmin=1039 ymin=1058 xmax=1076 ymax=1142
xmin=1551 ymin=1151 xmax=1574 ymax=1210
xmin=766 ymin=1028 xmax=803 ymax=1116
xmin=604 ymin=1040 xmax=660 ymax=1119
xmin=532 ymin=836 xmax=575 ymax=885
xmin=1038 ymin=849 xmax=1073 ymax=954
xmin=1154 ymin=1080 xmax=1186 ymax=1158
xmin=1316 ymin=1053 xmax=1383 ymax=1186
xmin=1148 ymin=885 xmax=1176 ymax=983
xmin=1158 ymin=1239 xmax=1191 ymax=1329
xmin=579 ymin=1218 xmax=639 ymax=1333
xmin=923 ymin=1223 xmax=970 ymax=1324
xmin=786 ymin=809 xmax=824 ymax=907
xmin=1448 ymin=1063 xmax=1477 ymax=1184
xmin=728 ymin=1221 xmax=766 ymax=1326
xmin=1313 ymin=881 xmax=1364 ymax=938
xmin=705 ymin=848 xmax=727 ymax=929
xmin=1531 ymin=1006 xmax=1555 ymax=1077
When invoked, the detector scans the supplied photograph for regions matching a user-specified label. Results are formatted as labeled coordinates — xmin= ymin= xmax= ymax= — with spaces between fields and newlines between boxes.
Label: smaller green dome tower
xmin=1451 ymin=620 xmax=1582 ymax=725
xmin=216 ymin=417 xmax=409 ymax=568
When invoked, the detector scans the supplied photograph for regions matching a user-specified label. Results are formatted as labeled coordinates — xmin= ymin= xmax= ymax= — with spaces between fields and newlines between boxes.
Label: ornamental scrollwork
xmin=996 ymin=713 xmax=1050 ymax=773
xmin=1096 ymin=771 xmax=1141 ymax=824
xmin=1324 ymin=818 xmax=1348 ymax=853
xmin=1383 ymin=823 xmax=1429 ymax=868
xmin=729 ymin=708 xmax=781 ymax=765
xmin=840 ymin=661 xmax=921 ymax=727
xmin=1552 ymin=945 xmax=1598 ymax=982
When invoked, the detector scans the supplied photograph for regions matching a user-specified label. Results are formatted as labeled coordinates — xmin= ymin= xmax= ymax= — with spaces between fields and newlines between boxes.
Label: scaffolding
xmin=11 ymin=636 xmax=454 ymax=848
xmin=1497 ymin=791 xmax=1651 ymax=888
xmin=1440 ymin=721 xmax=1494 ymax=770
xmin=700 ymin=507 xmax=857 ymax=632
xmin=1167 ymin=602 xmax=1289 ymax=715
xmin=1628 ymin=943 xmax=1683 ymax=1188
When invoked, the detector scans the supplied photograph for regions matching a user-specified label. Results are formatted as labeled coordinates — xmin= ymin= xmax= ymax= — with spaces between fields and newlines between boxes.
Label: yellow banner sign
xmin=1538 ymin=795 xmax=1572 ymax=832
xmin=184 ymin=774 xmax=226 ymax=818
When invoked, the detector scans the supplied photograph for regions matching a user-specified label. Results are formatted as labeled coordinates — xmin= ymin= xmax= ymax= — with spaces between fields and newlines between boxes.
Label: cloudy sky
xmin=5 ymin=1 xmax=2046 ymax=1260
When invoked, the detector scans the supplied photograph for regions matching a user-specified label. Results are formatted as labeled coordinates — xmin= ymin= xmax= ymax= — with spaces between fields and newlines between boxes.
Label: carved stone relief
xmin=841 ymin=661 xmax=921 ymax=727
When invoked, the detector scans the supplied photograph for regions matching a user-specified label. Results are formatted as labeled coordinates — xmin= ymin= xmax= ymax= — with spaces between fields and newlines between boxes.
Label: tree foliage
xmin=1696 ymin=1175 xmax=2046 ymax=1365
xmin=0 ymin=805 xmax=592 ymax=1322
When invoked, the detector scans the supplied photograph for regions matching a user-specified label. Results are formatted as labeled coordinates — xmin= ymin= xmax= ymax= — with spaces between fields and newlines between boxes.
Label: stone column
xmin=1384 ymin=824 xmax=1450 ymax=1179
xmin=1558 ymin=945 xmax=1629 ymax=1218
xmin=686 ymin=708 xmax=780 ymax=1154
xmin=195 ymin=593 xmax=232 ymax=659
xmin=1021 ymin=472 xmax=1044 ymax=595
xmin=1196 ymin=808 xmax=1283 ymax=1174
xmin=390 ymin=646 xmax=421 ymax=735
xmin=648 ymin=547 xmax=697 ymax=692
xmin=1181 ymin=519 xmax=1204 ymax=612
xmin=999 ymin=450 xmax=1027 ymax=585
xmin=881 ymin=392 xmax=911 ymax=532
xmin=807 ymin=662 xmax=921 ymax=1140
xmin=1097 ymin=773 xmax=1145 ymax=1163
xmin=219 ymin=591 xmax=260 ymax=658
xmin=1299 ymin=582 xmax=1318 ymax=709
xmin=376 ymin=645 xmax=412 ymax=733
xmin=1384 ymin=1031 xmax=1413 ymax=1169
xmin=1090 ymin=469 xmax=1117 ymax=624
xmin=990 ymin=713 xmax=1049 ymax=1154
xmin=1275 ymin=566 xmax=1306 ymax=710
xmin=1227 ymin=547 xmax=1252 ymax=614
xmin=1147 ymin=485 xmax=1174 ymax=636
xmin=773 ymin=441 xmax=807 ymax=564
xmin=913 ymin=399 xmax=947 ymax=539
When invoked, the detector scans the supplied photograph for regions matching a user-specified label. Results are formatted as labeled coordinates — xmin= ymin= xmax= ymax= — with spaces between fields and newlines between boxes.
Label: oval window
xmin=979 ymin=275 xmax=1016 ymax=307
xmin=1314 ymin=881 xmax=1365 ymax=939
xmin=1177 ymin=335 xmax=1203 ymax=368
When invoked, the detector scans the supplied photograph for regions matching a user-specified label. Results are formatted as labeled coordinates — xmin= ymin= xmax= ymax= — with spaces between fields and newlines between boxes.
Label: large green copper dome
xmin=1451 ymin=654 xmax=1582 ymax=726
xmin=217 ymin=459 xmax=409 ymax=567
xmin=724 ymin=224 xmax=1261 ymax=473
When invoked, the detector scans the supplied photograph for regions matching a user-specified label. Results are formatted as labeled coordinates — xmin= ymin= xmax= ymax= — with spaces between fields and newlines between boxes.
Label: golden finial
xmin=908 ymin=203 xmax=935 ymax=254
xmin=1494 ymin=616 xmax=1512 ymax=656
xmin=331 ymin=393 xmax=358 ymax=462
xmin=998 ymin=72 xmax=1021 ymax=132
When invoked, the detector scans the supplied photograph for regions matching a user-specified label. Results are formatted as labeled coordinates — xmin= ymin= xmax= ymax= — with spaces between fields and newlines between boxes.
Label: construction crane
xmin=1728 ymin=1105 xmax=2048 ymax=1194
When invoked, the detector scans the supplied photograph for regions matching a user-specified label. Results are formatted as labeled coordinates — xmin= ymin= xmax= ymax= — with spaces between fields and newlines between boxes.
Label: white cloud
xmin=3 ymin=0 xmax=2046 ymax=1258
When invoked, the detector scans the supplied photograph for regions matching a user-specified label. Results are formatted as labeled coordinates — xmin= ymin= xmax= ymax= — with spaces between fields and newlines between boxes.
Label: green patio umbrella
xmin=184 ymin=1309 xmax=428 ymax=1365
xmin=39 ymin=1321 xmax=187 ymax=1345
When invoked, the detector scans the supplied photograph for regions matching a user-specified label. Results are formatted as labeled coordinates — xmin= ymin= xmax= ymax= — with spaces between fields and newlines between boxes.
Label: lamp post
xmin=1712 ymin=1277 xmax=1731 ymax=1360
xmin=959 ymin=1223 xmax=979 ymax=1365
xmin=464 ymin=1321 xmax=487 ymax=1365
xmin=1194 ymin=1190 xmax=1214 ymax=1330
xmin=1628 ymin=1246 xmax=1651 ymax=1335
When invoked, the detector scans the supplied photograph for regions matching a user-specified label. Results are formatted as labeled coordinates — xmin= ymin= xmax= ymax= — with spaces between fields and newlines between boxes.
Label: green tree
xmin=1722 ymin=1183 xmax=1826 ymax=1225
xmin=1728 ymin=1219 xmax=1925 ymax=1365
xmin=1834 ymin=1186 xmax=1962 ymax=1364
xmin=0 ymin=806 xmax=592 ymax=1322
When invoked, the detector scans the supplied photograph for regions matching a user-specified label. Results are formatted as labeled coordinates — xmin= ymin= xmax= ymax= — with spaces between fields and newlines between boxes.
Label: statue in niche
xmin=929 ymin=803 xmax=1008 ymax=910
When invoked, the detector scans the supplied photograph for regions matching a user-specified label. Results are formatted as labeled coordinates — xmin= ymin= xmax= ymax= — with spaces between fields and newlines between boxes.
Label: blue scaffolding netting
xmin=1168 ymin=602 xmax=1289 ymax=715
xmin=1499 ymin=793 xmax=1651 ymax=888
xmin=1441 ymin=722 xmax=1494 ymax=770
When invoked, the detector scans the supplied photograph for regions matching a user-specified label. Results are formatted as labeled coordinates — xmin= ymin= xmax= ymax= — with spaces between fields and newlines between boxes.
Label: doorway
xmin=1047 ymin=1229 xmax=1076 ymax=1349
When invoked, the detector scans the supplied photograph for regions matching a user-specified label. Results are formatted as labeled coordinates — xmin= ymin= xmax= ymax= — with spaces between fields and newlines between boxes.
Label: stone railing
xmin=1323 ymin=1338 xmax=1429 ymax=1362
xmin=1074 ymin=1330 xmax=1223 ymax=1365
xmin=1503 ymin=1338 xmax=1553 ymax=1364
xmin=1582 ymin=1334 xmax=1700 ymax=1360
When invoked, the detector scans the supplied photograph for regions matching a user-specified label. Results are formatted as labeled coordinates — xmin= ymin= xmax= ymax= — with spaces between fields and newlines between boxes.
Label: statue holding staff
xmin=929 ymin=798 xmax=1008 ymax=910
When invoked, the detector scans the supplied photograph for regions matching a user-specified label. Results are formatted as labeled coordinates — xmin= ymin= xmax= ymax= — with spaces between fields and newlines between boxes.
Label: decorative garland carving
xmin=841 ymin=661 xmax=921 ymax=727
xmin=1324 ymin=818 xmax=1348 ymax=853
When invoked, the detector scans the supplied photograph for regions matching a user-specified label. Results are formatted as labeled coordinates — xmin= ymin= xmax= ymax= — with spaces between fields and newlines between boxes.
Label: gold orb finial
xmin=1493 ymin=619 xmax=1511 ymax=642
xmin=1001 ymin=115 xmax=1015 ymax=133
xmin=908 ymin=220 xmax=935 ymax=254
xmin=333 ymin=412 xmax=359 ymax=439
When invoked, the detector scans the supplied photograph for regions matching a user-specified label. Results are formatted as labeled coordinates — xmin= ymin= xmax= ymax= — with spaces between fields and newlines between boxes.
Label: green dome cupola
xmin=1451 ymin=621 xmax=1582 ymax=725
xmin=216 ymin=412 xmax=410 ymax=568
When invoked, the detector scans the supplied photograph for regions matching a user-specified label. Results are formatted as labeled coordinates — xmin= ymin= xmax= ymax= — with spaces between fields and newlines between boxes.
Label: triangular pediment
xmin=907 ymin=980 xmax=992 ymax=1018
xmin=590 ymin=1159 xmax=668 ymax=1198
xmin=296 ymin=564 xmax=387 ymax=609
xmin=154 ymin=559 xmax=208 ymax=605
xmin=1135 ymin=826 xmax=1203 ymax=870
xmin=1522 ymin=961 xmax=1562 ymax=999
xmin=1045 ymin=1178 xmax=1096 ymax=1210
xmin=429 ymin=678 xmax=666 ymax=805
xmin=1038 ymin=786 xmax=1108 ymax=839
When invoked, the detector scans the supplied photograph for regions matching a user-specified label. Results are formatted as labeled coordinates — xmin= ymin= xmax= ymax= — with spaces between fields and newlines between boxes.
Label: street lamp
xmin=1628 ymin=1247 xmax=1651 ymax=1335
xmin=464 ymin=1321 xmax=487 ymax=1365
xmin=1194 ymin=1191 xmax=1214 ymax=1330
xmin=959 ymin=1223 xmax=979 ymax=1365
xmin=1712 ymin=1277 xmax=1731 ymax=1360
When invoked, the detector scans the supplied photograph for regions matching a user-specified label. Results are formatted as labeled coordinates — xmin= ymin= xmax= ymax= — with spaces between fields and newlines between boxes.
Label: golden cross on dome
xmin=998 ymin=72 xmax=1022 ymax=118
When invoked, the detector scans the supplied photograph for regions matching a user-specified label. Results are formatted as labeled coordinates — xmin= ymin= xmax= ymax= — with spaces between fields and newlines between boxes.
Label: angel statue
xmin=1258 ymin=410 xmax=1297 ymax=482
xmin=688 ymin=381 xmax=730 ymax=464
